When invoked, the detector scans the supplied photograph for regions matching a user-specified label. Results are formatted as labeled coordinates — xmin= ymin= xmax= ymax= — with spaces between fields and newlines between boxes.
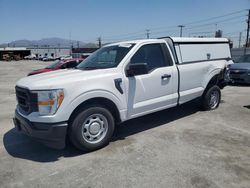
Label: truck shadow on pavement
xmin=244 ymin=105 xmax=250 ymax=109
xmin=4 ymin=100 xmax=200 ymax=163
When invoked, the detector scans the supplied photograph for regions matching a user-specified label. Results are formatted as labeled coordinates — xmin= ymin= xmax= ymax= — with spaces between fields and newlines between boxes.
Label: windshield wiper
xmin=80 ymin=66 xmax=99 ymax=70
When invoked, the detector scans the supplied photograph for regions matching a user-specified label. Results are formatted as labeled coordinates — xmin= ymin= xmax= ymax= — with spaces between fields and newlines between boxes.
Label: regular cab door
xmin=125 ymin=43 xmax=178 ymax=118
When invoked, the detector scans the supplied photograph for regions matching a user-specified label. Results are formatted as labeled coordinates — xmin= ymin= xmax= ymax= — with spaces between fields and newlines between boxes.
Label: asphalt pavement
xmin=0 ymin=60 xmax=250 ymax=188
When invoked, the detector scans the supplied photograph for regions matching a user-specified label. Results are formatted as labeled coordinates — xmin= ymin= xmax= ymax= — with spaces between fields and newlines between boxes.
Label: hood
xmin=230 ymin=63 xmax=250 ymax=70
xmin=17 ymin=68 xmax=115 ymax=90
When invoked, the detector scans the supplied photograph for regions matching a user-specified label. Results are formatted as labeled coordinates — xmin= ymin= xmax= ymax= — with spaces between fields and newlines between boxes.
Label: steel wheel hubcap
xmin=82 ymin=114 xmax=108 ymax=144
xmin=209 ymin=90 xmax=219 ymax=108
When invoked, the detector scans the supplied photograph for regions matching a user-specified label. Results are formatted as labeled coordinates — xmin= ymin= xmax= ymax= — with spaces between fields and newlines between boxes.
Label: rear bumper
xmin=13 ymin=110 xmax=67 ymax=149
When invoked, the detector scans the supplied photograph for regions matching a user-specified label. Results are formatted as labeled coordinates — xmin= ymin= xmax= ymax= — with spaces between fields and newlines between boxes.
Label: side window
xmin=131 ymin=44 xmax=167 ymax=71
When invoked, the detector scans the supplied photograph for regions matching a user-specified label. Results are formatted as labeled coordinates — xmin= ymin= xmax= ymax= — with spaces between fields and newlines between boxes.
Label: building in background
xmin=0 ymin=46 xmax=99 ymax=60
xmin=0 ymin=47 xmax=30 ymax=61
xmin=28 ymin=47 xmax=71 ymax=58
xmin=0 ymin=47 xmax=71 ymax=60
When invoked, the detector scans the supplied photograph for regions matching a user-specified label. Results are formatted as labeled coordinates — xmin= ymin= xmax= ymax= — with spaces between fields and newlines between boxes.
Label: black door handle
xmin=161 ymin=74 xmax=171 ymax=80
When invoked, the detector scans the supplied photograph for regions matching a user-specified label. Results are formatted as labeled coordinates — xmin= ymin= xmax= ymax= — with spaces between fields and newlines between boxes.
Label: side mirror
xmin=126 ymin=63 xmax=148 ymax=77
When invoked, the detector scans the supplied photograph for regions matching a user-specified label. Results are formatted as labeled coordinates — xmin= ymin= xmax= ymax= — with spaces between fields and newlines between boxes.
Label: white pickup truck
xmin=13 ymin=37 xmax=232 ymax=151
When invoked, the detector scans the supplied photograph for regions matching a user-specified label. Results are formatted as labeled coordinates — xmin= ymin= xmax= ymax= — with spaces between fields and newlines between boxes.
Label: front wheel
xmin=201 ymin=85 xmax=221 ymax=111
xmin=69 ymin=105 xmax=115 ymax=151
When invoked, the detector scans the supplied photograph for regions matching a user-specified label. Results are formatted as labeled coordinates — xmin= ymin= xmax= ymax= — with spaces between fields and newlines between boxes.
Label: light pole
xmin=178 ymin=25 xmax=185 ymax=37
xmin=146 ymin=29 xmax=150 ymax=39
xmin=244 ymin=9 xmax=250 ymax=55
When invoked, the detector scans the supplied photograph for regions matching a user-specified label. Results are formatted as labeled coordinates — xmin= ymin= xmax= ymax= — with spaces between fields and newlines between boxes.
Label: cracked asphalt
xmin=0 ymin=60 xmax=250 ymax=188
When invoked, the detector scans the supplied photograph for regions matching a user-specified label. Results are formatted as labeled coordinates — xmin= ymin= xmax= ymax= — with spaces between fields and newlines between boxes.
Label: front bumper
xmin=13 ymin=110 xmax=68 ymax=149
xmin=230 ymin=73 xmax=250 ymax=84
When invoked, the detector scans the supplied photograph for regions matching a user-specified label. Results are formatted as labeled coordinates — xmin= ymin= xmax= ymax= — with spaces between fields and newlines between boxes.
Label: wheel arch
xmin=203 ymin=68 xmax=225 ymax=92
xmin=203 ymin=72 xmax=225 ymax=97
xmin=68 ymin=97 xmax=122 ymax=127
xmin=206 ymin=74 xmax=219 ymax=88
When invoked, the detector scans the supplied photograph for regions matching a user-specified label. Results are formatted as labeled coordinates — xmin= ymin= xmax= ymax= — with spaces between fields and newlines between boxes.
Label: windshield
xmin=238 ymin=55 xmax=250 ymax=63
xmin=77 ymin=44 xmax=135 ymax=70
xmin=46 ymin=60 xmax=63 ymax=69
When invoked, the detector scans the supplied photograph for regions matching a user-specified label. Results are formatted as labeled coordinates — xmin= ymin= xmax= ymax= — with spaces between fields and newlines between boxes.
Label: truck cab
xmin=13 ymin=37 xmax=232 ymax=151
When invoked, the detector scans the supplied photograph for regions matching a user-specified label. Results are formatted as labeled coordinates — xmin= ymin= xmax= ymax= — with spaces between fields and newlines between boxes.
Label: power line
xmin=146 ymin=9 xmax=246 ymax=32
xmin=150 ymin=28 xmax=179 ymax=35
xmin=102 ymin=9 xmax=247 ymax=42
xmin=182 ymin=9 xmax=246 ymax=26
xmin=224 ymin=30 xmax=246 ymax=36
xmin=185 ymin=15 xmax=246 ymax=30
xmin=145 ymin=9 xmax=246 ymax=32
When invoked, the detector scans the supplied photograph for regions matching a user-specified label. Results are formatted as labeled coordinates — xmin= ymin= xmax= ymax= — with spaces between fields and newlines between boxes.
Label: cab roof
xmin=107 ymin=37 xmax=229 ymax=46
xmin=170 ymin=37 xmax=229 ymax=43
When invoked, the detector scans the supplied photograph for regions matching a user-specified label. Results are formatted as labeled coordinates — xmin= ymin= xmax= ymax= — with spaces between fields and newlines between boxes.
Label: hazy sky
xmin=0 ymin=0 xmax=249 ymax=43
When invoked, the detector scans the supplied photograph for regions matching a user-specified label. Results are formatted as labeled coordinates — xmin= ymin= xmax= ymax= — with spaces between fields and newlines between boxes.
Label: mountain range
xmin=0 ymin=37 xmax=98 ymax=48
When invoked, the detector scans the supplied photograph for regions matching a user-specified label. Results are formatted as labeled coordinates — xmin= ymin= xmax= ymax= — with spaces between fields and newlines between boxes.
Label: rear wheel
xmin=69 ymin=105 xmax=115 ymax=151
xmin=201 ymin=85 xmax=221 ymax=110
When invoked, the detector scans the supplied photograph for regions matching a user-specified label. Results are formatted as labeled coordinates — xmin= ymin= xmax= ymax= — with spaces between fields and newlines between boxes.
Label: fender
xmin=202 ymin=68 xmax=222 ymax=88
xmin=202 ymin=60 xmax=226 ymax=89
xmin=65 ymin=89 xmax=126 ymax=121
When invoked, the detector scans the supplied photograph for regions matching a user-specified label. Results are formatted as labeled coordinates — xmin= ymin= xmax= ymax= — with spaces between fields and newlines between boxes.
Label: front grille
xmin=232 ymin=78 xmax=244 ymax=81
xmin=15 ymin=86 xmax=38 ymax=114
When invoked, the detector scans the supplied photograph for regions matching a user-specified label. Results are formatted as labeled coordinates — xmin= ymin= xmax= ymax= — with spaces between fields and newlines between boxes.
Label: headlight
xmin=33 ymin=89 xmax=64 ymax=116
xmin=225 ymin=66 xmax=231 ymax=81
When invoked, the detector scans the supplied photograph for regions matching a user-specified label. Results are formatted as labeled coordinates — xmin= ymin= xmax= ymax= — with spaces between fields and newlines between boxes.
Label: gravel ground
xmin=0 ymin=60 xmax=250 ymax=188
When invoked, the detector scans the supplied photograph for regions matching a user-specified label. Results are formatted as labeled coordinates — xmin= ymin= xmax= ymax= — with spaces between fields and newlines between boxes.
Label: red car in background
xmin=28 ymin=58 xmax=84 ymax=76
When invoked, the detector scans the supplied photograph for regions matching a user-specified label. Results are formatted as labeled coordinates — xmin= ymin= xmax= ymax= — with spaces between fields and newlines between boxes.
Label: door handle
xmin=161 ymin=74 xmax=171 ymax=80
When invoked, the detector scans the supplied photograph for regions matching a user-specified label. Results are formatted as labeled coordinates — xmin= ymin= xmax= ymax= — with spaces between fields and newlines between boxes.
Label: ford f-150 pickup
xmin=13 ymin=37 xmax=232 ymax=151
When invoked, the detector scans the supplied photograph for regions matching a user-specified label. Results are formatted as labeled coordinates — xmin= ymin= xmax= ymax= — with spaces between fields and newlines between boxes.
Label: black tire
xmin=201 ymin=85 xmax=221 ymax=111
xmin=69 ymin=105 xmax=115 ymax=151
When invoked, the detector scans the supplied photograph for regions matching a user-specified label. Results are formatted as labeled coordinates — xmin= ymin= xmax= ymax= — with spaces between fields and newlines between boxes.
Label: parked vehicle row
xmin=14 ymin=37 xmax=232 ymax=151
xmin=228 ymin=54 xmax=250 ymax=84
xmin=28 ymin=58 xmax=84 ymax=76
xmin=24 ymin=54 xmax=73 ymax=61
xmin=24 ymin=54 xmax=36 ymax=60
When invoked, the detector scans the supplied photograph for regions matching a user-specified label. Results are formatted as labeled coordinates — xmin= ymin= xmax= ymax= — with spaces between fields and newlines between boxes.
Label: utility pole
xmin=178 ymin=25 xmax=185 ymax=37
xmin=239 ymin=32 xmax=242 ymax=48
xmin=244 ymin=9 xmax=250 ymax=55
xmin=97 ymin=37 xmax=102 ymax=48
xmin=146 ymin=29 xmax=150 ymax=39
